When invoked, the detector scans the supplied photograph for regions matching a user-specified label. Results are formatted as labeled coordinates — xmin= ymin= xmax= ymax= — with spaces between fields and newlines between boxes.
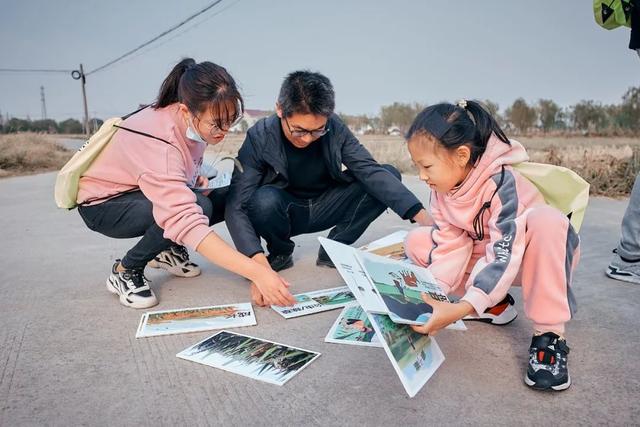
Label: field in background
xmin=208 ymin=134 xmax=640 ymax=197
xmin=2 ymin=132 xmax=637 ymax=197
xmin=0 ymin=134 xmax=72 ymax=178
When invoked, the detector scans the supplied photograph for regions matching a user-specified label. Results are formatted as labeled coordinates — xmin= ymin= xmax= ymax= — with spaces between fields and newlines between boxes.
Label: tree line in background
xmin=340 ymin=86 xmax=640 ymax=136
xmin=0 ymin=116 xmax=104 ymax=135
xmin=1 ymin=86 xmax=638 ymax=136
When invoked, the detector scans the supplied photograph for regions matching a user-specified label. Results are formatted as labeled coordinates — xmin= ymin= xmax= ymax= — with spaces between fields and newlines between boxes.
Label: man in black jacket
xmin=225 ymin=71 xmax=432 ymax=306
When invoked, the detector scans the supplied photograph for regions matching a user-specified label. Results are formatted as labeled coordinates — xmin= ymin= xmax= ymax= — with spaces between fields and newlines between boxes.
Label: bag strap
xmin=114 ymin=104 xmax=172 ymax=145
xmin=113 ymin=124 xmax=172 ymax=145
xmin=121 ymin=104 xmax=151 ymax=120
xmin=77 ymin=106 xmax=173 ymax=207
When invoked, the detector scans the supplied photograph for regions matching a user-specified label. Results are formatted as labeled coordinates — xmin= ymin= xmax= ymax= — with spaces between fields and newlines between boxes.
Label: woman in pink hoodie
xmin=77 ymin=58 xmax=296 ymax=309
xmin=403 ymin=100 xmax=579 ymax=391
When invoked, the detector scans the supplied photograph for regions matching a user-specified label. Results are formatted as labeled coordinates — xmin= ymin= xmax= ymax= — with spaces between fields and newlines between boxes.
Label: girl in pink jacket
xmin=77 ymin=58 xmax=295 ymax=309
xmin=403 ymin=100 xmax=579 ymax=391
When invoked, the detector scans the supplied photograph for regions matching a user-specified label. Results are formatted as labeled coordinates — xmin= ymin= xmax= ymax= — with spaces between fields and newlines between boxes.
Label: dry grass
xmin=6 ymin=131 xmax=635 ymax=196
xmin=529 ymin=145 xmax=640 ymax=197
xmin=208 ymin=133 xmax=640 ymax=197
xmin=0 ymin=133 xmax=73 ymax=178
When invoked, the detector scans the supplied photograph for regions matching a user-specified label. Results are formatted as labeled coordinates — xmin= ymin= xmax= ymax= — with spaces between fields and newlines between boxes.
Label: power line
xmin=0 ymin=0 xmax=236 ymax=78
xmin=0 ymin=68 xmax=73 ymax=74
xmin=86 ymin=0 xmax=225 ymax=76
xmin=109 ymin=0 xmax=241 ymax=69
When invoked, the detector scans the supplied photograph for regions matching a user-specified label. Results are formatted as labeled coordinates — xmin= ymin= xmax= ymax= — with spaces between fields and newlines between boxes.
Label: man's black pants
xmin=247 ymin=164 xmax=401 ymax=257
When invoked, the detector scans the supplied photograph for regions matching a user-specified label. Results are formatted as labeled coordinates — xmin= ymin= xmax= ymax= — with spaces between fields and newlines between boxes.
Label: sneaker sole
xmin=605 ymin=267 xmax=640 ymax=285
xmin=106 ymin=276 xmax=158 ymax=309
xmin=106 ymin=276 xmax=119 ymax=295
xmin=464 ymin=305 xmax=518 ymax=326
xmin=524 ymin=373 xmax=571 ymax=391
xmin=148 ymin=259 xmax=201 ymax=278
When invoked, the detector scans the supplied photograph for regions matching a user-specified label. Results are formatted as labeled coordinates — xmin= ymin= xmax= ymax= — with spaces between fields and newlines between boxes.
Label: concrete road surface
xmin=0 ymin=172 xmax=637 ymax=426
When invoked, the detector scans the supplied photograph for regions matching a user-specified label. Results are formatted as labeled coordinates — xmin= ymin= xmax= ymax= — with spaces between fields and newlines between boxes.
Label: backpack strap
xmin=113 ymin=124 xmax=172 ymax=145
xmin=121 ymin=104 xmax=151 ymax=120
xmin=114 ymin=104 xmax=172 ymax=145
xmin=76 ymin=108 xmax=174 ymax=207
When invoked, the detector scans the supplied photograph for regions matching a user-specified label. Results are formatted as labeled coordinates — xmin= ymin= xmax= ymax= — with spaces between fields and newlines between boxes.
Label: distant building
xmin=352 ymin=124 xmax=374 ymax=135
xmin=387 ymin=126 xmax=402 ymax=136
xmin=231 ymin=109 xmax=272 ymax=132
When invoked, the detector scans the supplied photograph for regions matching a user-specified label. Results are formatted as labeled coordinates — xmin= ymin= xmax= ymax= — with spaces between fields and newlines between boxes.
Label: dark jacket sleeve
xmin=337 ymin=120 xmax=423 ymax=219
xmin=224 ymin=133 xmax=266 ymax=257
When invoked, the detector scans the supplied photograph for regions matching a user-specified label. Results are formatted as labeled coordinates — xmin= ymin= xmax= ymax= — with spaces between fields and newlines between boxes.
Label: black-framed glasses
xmin=195 ymin=112 xmax=244 ymax=137
xmin=192 ymin=100 xmax=244 ymax=137
xmin=284 ymin=117 xmax=329 ymax=138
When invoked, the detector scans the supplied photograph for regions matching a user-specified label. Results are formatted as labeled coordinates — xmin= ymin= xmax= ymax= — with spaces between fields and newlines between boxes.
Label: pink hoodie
xmin=427 ymin=135 xmax=547 ymax=315
xmin=77 ymin=104 xmax=211 ymax=250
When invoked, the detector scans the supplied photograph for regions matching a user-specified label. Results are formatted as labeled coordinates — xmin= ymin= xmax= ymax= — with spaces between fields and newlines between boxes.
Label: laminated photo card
xmin=368 ymin=313 xmax=445 ymax=398
xmin=324 ymin=303 xmax=382 ymax=347
xmin=176 ymin=330 xmax=320 ymax=386
xmin=318 ymin=237 xmax=465 ymax=331
xmin=317 ymin=237 xmax=387 ymax=313
xmin=356 ymin=251 xmax=466 ymax=330
xmin=136 ymin=303 xmax=256 ymax=338
xmin=360 ymin=230 xmax=410 ymax=261
xmin=191 ymin=171 xmax=232 ymax=193
xmin=271 ymin=286 xmax=355 ymax=318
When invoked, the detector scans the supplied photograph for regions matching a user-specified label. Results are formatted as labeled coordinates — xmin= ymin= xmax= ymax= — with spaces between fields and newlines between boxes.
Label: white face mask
xmin=186 ymin=116 xmax=207 ymax=144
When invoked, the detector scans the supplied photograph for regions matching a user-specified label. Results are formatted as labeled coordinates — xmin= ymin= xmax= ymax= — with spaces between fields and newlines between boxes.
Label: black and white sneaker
xmin=148 ymin=245 xmax=201 ymax=278
xmin=525 ymin=332 xmax=571 ymax=391
xmin=107 ymin=260 xmax=158 ymax=309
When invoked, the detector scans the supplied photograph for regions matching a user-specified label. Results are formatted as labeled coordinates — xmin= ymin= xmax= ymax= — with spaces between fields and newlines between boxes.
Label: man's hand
xmin=410 ymin=293 xmax=474 ymax=336
xmin=412 ymin=208 xmax=434 ymax=226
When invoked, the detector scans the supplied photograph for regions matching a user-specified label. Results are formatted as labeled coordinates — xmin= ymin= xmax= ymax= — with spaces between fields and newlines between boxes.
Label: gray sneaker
xmin=606 ymin=253 xmax=640 ymax=285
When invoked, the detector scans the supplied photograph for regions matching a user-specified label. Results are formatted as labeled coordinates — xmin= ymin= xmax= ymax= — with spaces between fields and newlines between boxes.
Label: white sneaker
xmin=463 ymin=293 xmax=518 ymax=325
xmin=106 ymin=261 xmax=158 ymax=309
xmin=148 ymin=246 xmax=201 ymax=278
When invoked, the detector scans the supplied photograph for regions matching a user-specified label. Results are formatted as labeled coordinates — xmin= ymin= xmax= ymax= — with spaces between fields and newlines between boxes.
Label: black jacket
xmin=225 ymin=114 xmax=423 ymax=257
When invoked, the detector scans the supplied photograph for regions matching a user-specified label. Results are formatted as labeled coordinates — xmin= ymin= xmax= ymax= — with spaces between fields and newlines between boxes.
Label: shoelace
xmin=172 ymin=245 xmax=190 ymax=262
xmin=122 ymin=269 xmax=150 ymax=290
xmin=532 ymin=335 xmax=570 ymax=366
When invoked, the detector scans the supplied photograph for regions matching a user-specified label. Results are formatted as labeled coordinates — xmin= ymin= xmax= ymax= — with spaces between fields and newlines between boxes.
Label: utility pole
xmin=72 ymin=64 xmax=90 ymax=135
xmin=40 ymin=85 xmax=47 ymax=120
xmin=79 ymin=64 xmax=89 ymax=135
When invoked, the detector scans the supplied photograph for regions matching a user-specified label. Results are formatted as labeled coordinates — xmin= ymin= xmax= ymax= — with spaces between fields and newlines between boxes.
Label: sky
xmin=0 ymin=0 xmax=638 ymax=121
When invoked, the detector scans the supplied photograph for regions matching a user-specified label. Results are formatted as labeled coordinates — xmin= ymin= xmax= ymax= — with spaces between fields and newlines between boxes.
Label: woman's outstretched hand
xmin=250 ymin=267 xmax=296 ymax=307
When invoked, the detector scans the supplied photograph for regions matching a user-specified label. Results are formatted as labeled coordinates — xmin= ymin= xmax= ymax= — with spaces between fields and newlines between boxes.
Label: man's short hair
xmin=277 ymin=71 xmax=335 ymax=117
